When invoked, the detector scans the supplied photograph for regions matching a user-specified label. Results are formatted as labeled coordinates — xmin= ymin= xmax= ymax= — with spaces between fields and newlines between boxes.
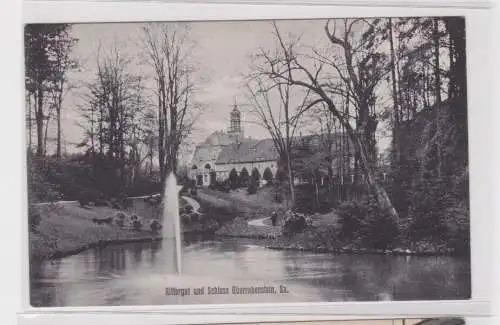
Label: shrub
xmin=294 ymin=184 xmax=333 ymax=214
xmin=239 ymin=168 xmax=249 ymax=187
xmin=77 ymin=188 xmax=97 ymax=207
xmin=282 ymin=210 xmax=308 ymax=235
xmin=114 ymin=212 xmax=127 ymax=227
xmin=210 ymin=180 xmax=231 ymax=193
xmin=190 ymin=212 xmax=199 ymax=223
xmin=27 ymin=155 xmax=62 ymax=203
xmin=28 ymin=205 xmax=41 ymax=232
xmin=250 ymin=168 xmax=261 ymax=183
xmin=441 ymin=201 xmax=470 ymax=254
xmin=109 ymin=198 xmax=123 ymax=209
xmin=114 ymin=218 xmax=125 ymax=227
xmin=132 ymin=219 xmax=142 ymax=230
xmin=263 ymin=167 xmax=273 ymax=183
xmin=181 ymin=214 xmax=191 ymax=225
xmin=337 ymin=195 xmax=399 ymax=250
xmin=150 ymin=220 xmax=162 ymax=233
xmin=228 ymin=169 xmax=239 ymax=189
xmin=247 ymin=182 xmax=258 ymax=195
xmin=247 ymin=168 xmax=260 ymax=194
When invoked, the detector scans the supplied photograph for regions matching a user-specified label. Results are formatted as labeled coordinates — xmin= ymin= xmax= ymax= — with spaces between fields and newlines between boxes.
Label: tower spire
xmin=228 ymin=100 xmax=243 ymax=140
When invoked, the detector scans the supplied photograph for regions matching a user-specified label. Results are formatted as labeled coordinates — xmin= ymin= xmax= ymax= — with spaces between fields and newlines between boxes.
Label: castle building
xmin=189 ymin=105 xmax=279 ymax=186
xmin=188 ymin=104 xmax=357 ymax=187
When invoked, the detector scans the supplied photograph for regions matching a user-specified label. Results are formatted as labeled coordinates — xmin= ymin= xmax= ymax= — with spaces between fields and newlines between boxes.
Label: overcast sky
xmin=44 ymin=18 xmax=392 ymax=158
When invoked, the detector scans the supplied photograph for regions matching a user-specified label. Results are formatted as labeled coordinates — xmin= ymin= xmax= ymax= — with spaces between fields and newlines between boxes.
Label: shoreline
xmin=30 ymin=229 xmax=216 ymax=262
xmin=214 ymin=233 xmax=467 ymax=258
xmin=31 ymin=231 xmax=467 ymax=263
xmin=30 ymin=191 xmax=467 ymax=262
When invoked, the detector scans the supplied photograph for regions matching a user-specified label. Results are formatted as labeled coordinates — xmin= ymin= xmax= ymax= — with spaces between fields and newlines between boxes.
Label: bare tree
xmin=245 ymin=36 xmax=314 ymax=206
xmin=24 ymin=24 xmax=76 ymax=157
xmin=79 ymin=43 xmax=145 ymax=193
xmin=49 ymin=33 xmax=78 ymax=159
xmin=256 ymin=20 xmax=399 ymax=222
xmin=142 ymin=23 xmax=199 ymax=184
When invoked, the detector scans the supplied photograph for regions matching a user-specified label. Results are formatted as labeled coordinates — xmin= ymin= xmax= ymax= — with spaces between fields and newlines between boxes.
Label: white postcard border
xmin=19 ymin=0 xmax=494 ymax=322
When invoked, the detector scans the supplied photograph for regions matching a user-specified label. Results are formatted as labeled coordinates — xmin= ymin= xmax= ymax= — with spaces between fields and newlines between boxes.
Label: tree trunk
xmin=158 ymin=78 xmax=167 ymax=185
xmin=43 ymin=107 xmax=51 ymax=155
xmin=287 ymin=156 xmax=295 ymax=208
xmin=339 ymin=115 xmax=399 ymax=223
xmin=433 ymin=18 xmax=442 ymax=178
xmin=35 ymin=85 xmax=44 ymax=157
xmin=314 ymin=176 xmax=320 ymax=210
xmin=27 ymin=92 xmax=33 ymax=150
xmin=389 ymin=18 xmax=400 ymax=166
xmin=56 ymin=80 xmax=63 ymax=159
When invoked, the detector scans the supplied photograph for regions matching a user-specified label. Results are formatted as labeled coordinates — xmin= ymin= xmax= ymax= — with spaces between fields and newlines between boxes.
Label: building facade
xmin=189 ymin=106 xmax=279 ymax=186
xmin=188 ymin=105 xmax=357 ymax=187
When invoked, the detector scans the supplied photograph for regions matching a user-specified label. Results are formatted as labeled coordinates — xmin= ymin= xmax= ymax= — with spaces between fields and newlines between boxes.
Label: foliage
xmin=263 ymin=167 xmax=273 ymax=183
xmin=132 ymin=219 xmax=143 ymax=230
xmin=26 ymin=152 xmax=161 ymax=205
xmin=209 ymin=179 xmax=231 ymax=193
xmin=387 ymin=101 xmax=469 ymax=254
xmin=27 ymin=153 xmax=63 ymax=203
xmin=142 ymin=23 xmax=199 ymax=181
xmin=337 ymin=195 xmax=399 ymax=250
xmin=247 ymin=181 xmax=258 ymax=195
xmin=28 ymin=205 xmax=41 ymax=232
xmin=247 ymin=168 xmax=260 ymax=194
xmin=228 ymin=168 xmax=239 ymax=189
xmin=250 ymin=168 xmax=261 ymax=182
xmin=150 ymin=220 xmax=162 ymax=233
xmin=282 ymin=211 xmax=312 ymax=235
xmin=24 ymin=24 xmax=78 ymax=157
xmin=239 ymin=168 xmax=249 ymax=187
xmin=294 ymin=184 xmax=333 ymax=214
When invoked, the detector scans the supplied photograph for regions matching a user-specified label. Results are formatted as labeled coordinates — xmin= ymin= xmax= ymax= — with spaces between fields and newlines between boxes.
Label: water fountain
xmin=162 ymin=172 xmax=183 ymax=275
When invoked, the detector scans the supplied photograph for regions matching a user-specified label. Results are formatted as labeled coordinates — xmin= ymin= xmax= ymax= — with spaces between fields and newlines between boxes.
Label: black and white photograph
xmin=25 ymin=16 xmax=471 ymax=307
xmin=236 ymin=318 xmax=466 ymax=325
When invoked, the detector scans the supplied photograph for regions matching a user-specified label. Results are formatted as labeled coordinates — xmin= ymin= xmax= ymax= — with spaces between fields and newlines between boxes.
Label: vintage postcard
xmin=235 ymin=319 xmax=466 ymax=325
xmin=25 ymin=16 xmax=471 ymax=308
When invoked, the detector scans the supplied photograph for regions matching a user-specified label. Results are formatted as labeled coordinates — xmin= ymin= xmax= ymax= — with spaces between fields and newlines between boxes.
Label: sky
xmin=39 ymin=18 xmax=393 ymax=159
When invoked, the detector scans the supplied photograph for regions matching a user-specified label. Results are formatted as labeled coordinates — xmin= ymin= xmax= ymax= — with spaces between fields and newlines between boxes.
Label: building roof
xmin=191 ymin=146 xmax=219 ymax=165
xmin=215 ymin=138 xmax=279 ymax=165
xmin=230 ymin=105 xmax=241 ymax=117
xmin=202 ymin=131 xmax=238 ymax=146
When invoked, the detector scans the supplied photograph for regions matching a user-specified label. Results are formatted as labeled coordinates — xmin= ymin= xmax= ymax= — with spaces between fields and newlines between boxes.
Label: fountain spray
xmin=163 ymin=172 xmax=182 ymax=275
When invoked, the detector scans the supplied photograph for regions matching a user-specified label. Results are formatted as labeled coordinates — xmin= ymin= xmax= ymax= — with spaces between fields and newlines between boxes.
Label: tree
xmin=246 ymin=25 xmax=315 ymax=207
xmin=49 ymin=30 xmax=78 ymax=158
xmin=239 ymin=167 xmax=249 ymax=187
xmin=228 ymin=168 xmax=239 ymax=189
xmin=247 ymin=168 xmax=261 ymax=194
xmin=250 ymin=168 xmax=261 ymax=182
xmin=257 ymin=20 xmax=399 ymax=224
xmin=263 ymin=167 xmax=273 ymax=183
xmin=79 ymin=44 xmax=145 ymax=196
xmin=142 ymin=23 xmax=200 ymax=184
xmin=24 ymin=24 xmax=76 ymax=157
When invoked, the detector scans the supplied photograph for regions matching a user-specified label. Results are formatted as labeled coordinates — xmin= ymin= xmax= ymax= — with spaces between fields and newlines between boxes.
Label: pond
xmin=30 ymin=236 xmax=470 ymax=307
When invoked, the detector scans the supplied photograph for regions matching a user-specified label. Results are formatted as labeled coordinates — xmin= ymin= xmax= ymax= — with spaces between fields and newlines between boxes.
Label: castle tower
xmin=228 ymin=104 xmax=244 ymax=140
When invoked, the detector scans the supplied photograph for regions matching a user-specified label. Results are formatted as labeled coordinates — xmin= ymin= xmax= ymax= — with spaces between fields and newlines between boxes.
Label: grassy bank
xmin=30 ymin=196 xmax=220 ymax=261
xmin=29 ymin=202 xmax=160 ymax=261
xmin=265 ymin=227 xmax=458 ymax=256
xmin=196 ymin=188 xmax=466 ymax=256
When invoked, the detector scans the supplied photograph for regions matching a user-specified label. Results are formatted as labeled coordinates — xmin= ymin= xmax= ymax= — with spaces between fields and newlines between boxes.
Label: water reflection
xmin=30 ymin=238 xmax=470 ymax=307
